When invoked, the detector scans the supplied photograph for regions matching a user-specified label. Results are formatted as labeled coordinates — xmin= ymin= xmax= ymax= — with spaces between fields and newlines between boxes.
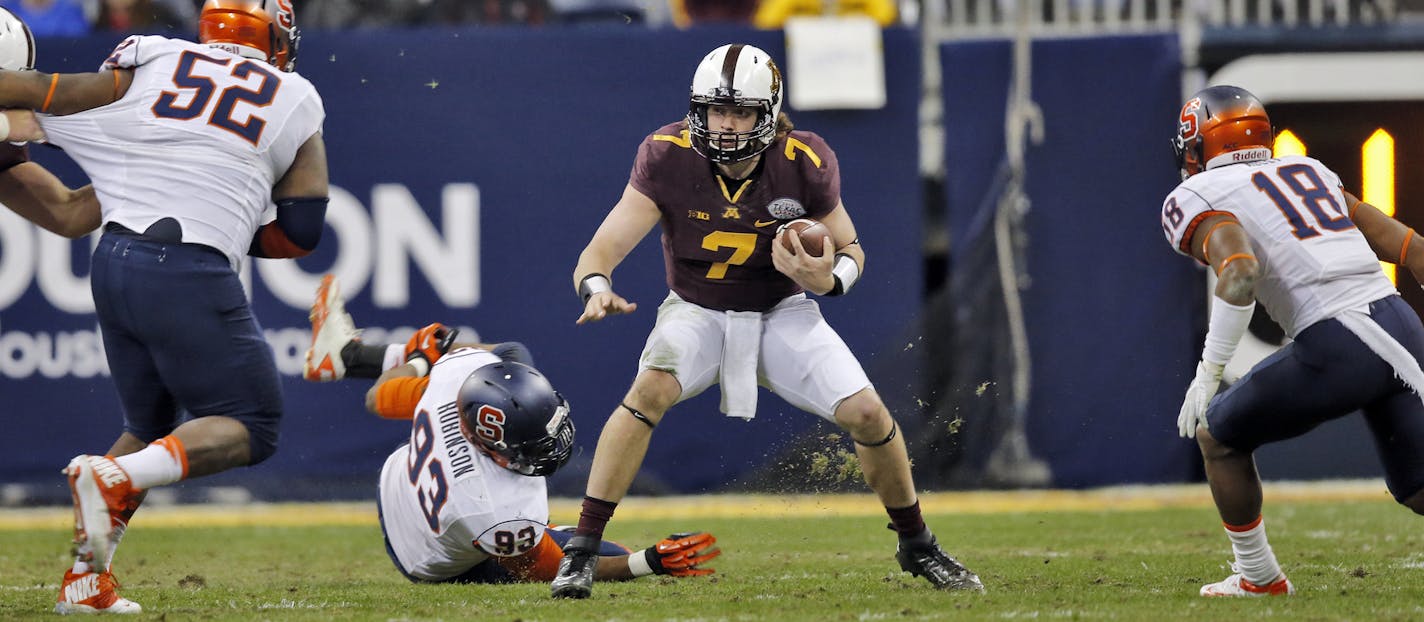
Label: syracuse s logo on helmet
xmin=473 ymin=405 xmax=507 ymax=446
xmin=1178 ymin=97 xmax=1202 ymax=143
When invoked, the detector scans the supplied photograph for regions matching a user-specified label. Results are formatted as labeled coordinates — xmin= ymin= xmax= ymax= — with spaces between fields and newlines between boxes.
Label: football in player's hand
xmin=777 ymin=218 xmax=829 ymax=257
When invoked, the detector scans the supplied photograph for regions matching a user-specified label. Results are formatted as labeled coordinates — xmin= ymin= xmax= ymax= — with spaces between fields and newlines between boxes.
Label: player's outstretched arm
xmin=0 ymin=69 xmax=133 ymax=116
xmin=0 ymin=161 xmax=99 ymax=238
xmin=503 ymin=531 xmax=721 ymax=582
xmin=574 ymin=184 xmax=660 ymax=324
xmin=1348 ymin=191 xmax=1424 ymax=284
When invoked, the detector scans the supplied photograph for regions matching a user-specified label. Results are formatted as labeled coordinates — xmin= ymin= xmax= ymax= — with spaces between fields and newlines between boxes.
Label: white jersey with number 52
xmin=37 ymin=35 xmax=325 ymax=268
xmin=1160 ymin=155 xmax=1396 ymax=337
xmin=378 ymin=348 xmax=551 ymax=581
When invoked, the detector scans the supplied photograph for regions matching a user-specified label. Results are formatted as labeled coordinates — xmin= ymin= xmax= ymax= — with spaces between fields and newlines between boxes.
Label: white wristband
xmin=579 ymin=274 xmax=612 ymax=303
xmin=1202 ymin=297 xmax=1255 ymax=366
xmin=406 ymin=357 xmax=430 ymax=377
xmin=627 ymin=548 xmax=655 ymax=578
xmin=831 ymin=251 xmax=860 ymax=296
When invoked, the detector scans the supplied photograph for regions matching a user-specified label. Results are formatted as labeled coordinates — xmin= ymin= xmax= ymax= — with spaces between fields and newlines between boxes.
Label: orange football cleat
xmin=55 ymin=569 xmax=141 ymax=614
xmin=303 ymin=274 xmax=359 ymax=382
xmin=1200 ymin=565 xmax=1295 ymax=597
xmin=64 ymin=455 xmax=140 ymax=574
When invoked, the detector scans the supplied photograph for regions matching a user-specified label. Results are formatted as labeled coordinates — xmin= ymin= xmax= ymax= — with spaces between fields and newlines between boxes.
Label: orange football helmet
xmin=1172 ymin=85 xmax=1273 ymax=180
xmin=198 ymin=0 xmax=298 ymax=72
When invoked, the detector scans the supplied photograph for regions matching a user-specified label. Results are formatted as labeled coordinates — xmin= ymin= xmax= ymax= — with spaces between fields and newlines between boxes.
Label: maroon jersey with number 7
xmin=629 ymin=120 xmax=841 ymax=312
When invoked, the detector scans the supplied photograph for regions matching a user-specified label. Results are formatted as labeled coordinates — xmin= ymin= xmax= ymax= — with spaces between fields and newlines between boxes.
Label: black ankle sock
xmin=888 ymin=500 xmax=930 ymax=543
xmin=341 ymin=342 xmax=388 ymax=379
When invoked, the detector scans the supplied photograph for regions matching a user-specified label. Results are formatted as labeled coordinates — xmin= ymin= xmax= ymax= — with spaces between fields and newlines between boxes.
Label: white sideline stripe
xmin=0 ymin=480 xmax=1392 ymax=531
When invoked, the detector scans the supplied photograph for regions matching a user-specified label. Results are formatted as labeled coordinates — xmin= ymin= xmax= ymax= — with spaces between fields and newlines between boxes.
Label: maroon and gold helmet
xmin=1172 ymin=85 xmax=1273 ymax=180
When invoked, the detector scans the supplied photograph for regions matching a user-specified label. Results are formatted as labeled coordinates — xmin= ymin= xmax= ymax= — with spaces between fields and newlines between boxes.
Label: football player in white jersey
xmin=0 ymin=7 xmax=101 ymax=238
xmin=1162 ymin=85 xmax=1424 ymax=598
xmin=300 ymin=275 xmax=722 ymax=585
xmin=0 ymin=1 xmax=327 ymax=614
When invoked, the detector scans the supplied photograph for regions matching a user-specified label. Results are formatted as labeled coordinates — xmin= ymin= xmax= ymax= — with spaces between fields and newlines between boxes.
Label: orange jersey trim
xmin=1178 ymin=210 xmax=1233 ymax=258
xmin=494 ymin=531 xmax=565 ymax=582
xmin=373 ymin=377 xmax=429 ymax=420
xmin=1224 ymin=515 xmax=1264 ymax=532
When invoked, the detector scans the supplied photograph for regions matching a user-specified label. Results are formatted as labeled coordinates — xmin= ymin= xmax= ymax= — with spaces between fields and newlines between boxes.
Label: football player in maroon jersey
xmin=554 ymin=43 xmax=983 ymax=599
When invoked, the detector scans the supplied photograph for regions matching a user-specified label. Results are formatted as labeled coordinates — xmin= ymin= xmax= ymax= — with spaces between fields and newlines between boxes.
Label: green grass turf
xmin=2 ymin=499 xmax=1422 ymax=620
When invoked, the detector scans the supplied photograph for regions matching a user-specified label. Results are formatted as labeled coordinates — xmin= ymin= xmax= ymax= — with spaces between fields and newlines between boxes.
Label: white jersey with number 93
xmin=377 ymin=348 xmax=552 ymax=581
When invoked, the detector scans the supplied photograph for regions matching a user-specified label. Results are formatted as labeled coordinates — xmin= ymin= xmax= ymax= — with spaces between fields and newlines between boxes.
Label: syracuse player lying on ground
xmin=302 ymin=275 xmax=720 ymax=583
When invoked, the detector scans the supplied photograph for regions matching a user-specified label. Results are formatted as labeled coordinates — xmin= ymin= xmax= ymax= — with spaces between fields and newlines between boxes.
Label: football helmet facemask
xmin=198 ymin=0 xmax=299 ymax=72
xmin=457 ymin=362 xmax=575 ymax=477
xmin=1172 ymin=84 xmax=1273 ymax=180
xmin=0 ymin=7 xmax=35 ymax=71
xmin=686 ymin=43 xmax=784 ymax=163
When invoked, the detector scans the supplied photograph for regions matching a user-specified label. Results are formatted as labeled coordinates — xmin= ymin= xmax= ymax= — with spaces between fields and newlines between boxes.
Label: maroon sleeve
xmin=0 ymin=143 xmax=30 ymax=174
xmin=789 ymin=131 xmax=840 ymax=219
xmin=628 ymin=134 xmax=659 ymax=203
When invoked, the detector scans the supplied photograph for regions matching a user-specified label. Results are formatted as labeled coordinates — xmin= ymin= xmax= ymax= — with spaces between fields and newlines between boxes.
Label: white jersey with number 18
xmin=37 ymin=35 xmax=325 ymax=268
xmin=1160 ymin=155 xmax=1396 ymax=337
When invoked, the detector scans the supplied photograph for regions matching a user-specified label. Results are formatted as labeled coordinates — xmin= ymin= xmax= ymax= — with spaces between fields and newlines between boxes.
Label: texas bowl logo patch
xmin=766 ymin=198 xmax=804 ymax=220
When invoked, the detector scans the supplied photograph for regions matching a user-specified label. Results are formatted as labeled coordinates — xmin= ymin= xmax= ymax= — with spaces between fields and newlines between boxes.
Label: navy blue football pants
xmin=1207 ymin=295 xmax=1424 ymax=502
xmin=91 ymin=226 xmax=282 ymax=465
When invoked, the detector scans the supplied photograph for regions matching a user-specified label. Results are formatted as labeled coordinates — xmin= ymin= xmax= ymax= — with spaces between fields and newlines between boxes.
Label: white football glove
xmin=1177 ymin=361 xmax=1224 ymax=438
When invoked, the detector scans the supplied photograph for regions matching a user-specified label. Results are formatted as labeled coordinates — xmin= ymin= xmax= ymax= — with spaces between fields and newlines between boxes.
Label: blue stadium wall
xmin=0 ymin=26 xmax=924 ymax=499
xmin=0 ymin=28 xmax=1288 ymax=498
xmin=940 ymin=35 xmax=1205 ymax=488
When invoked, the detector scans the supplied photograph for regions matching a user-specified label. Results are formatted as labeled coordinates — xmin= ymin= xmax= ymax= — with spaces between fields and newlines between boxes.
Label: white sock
xmin=70 ymin=525 xmax=126 ymax=575
xmin=1225 ymin=517 xmax=1283 ymax=585
xmin=114 ymin=440 xmax=186 ymax=490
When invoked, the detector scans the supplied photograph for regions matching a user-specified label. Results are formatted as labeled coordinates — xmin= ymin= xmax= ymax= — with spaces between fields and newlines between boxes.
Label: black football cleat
xmin=896 ymin=538 xmax=985 ymax=592
xmin=551 ymin=536 xmax=599 ymax=599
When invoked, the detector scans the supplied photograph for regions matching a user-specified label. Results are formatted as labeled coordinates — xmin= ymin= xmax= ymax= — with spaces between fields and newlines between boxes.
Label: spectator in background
xmin=669 ymin=0 xmax=758 ymax=26
xmin=1 ymin=0 xmax=89 ymax=36
xmin=95 ymin=0 xmax=183 ymax=32
xmin=298 ymin=0 xmax=548 ymax=27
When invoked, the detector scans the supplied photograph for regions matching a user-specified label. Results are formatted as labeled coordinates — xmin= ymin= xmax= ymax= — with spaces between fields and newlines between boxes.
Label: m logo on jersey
xmin=473 ymin=405 xmax=507 ymax=446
